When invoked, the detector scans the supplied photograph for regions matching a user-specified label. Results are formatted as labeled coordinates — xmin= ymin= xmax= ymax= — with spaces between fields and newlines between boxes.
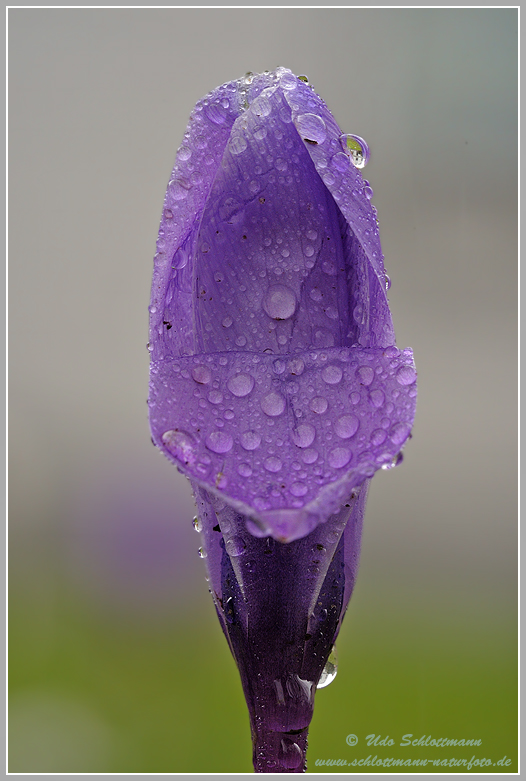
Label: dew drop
xmin=162 ymin=429 xmax=196 ymax=465
xmin=371 ymin=429 xmax=387 ymax=446
xmin=207 ymin=389 xmax=223 ymax=404
xmin=279 ymin=72 xmax=297 ymax=90
xmin=227 ymin=373 xmax=255 ymax=397
xmin=301 ymin=448 xmax=318 ymax=464
xmin=204 ymin=102 xmax=227 ymax=125
xmin=291 ymin=423 xmax=316 ymax=448
xmin=261 ymin=392 xmax=286 ymax=417
xmin=238 ymin=462 xmax=253 ymax=478
xmin=198 ymin=546 xmax=207 ymax=559
xmin=240 ymin=431 xmax=262 ymax=450
xmin=328 ymin=447 xmax=352 ymax=469
xmin=390 ymin=422 xmax=411 ymax=446
xmin=288 ymin=357 xmax=305 ymax=376
xmin=356 ymin=365 xmax=374 ymax=385
xmin=364 ymin=185 xmax=374 ymax=200
xmin=321 ymin=365 xmax=343 ymax=385
xmin=230 ymin=135 xmax=247 ymax=155
xmin=264 ymin=456 xmax=282 ymax=473
xmin=334 ymin=414 xmax=359 ymax=439
xmin=225 ymin=534 xmax=247 ymax=556
xmin=310 ymin=396 xmax=328 ymax=414
xmin=369 ymin=389 xmax=385 ymax=408
xmin=172 ymin=247 xmax=188 ymax=270
xmin=396 ymin=365 xmax=417 ymax=386
xmin=331 ymin=152 xmax=350 ymax=172
xmin=384 ymin=273 xmax=391 ymax=290
xmin=296 ymin=113 xmax=327 ymax=144
xmin=317 ymin=646 xmax=338 ymax=689
xmin=192 ymin=516 xmax=201 ymax=532
xmin=263 ymin=284 xmax=297 ymax=320
xmin=192 ymin=365 xmax=212 ymax=384
xmin=279 ymin=738 xmax=303 ymax=770
xmin=205 ymin=431 xmax=233 ymax=454
xmin=290 ymin=482 xmax=308 ymax=497
xmin=340 ymin=133 xmax=370 ymax=168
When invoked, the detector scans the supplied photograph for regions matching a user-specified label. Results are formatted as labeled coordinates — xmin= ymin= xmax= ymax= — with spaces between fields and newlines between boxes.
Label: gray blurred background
xmin=9 ymin=8 xmax=517 ymax=774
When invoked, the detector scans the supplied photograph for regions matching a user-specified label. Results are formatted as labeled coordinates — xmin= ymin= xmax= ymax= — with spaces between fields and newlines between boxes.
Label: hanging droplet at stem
xmin=317 ymin=645 xmax=338 ymax=689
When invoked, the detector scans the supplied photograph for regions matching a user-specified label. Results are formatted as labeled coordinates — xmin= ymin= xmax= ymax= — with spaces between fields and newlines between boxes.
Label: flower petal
xmin=149 ymin=345 xmax=416 ymax=542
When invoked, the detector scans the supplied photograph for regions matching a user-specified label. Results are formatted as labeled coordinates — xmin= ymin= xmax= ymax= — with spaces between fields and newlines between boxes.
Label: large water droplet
xmin=230 ymin=135 xmax=247 ymax=155
xmin=279 ymin=72 xmax=297 ymax=90
xmin=198 ymin=546 xmax=207 ymax=559
xmin=328 ymin=447 xmax=351 ymax=469
xmin=261 ymin=392 xmax=286 ymax=417
xmin=296 ymin=113 xmax=327 ymax=144
xmin=192 ymin=516 xmax=201 ymax=532
xmin=279 ymin=739 xmax=303 ymax=770
xmin=162 ymin=429 xmax=196 ymax=465
xmin=291 ymin=423 xmax=316 ymax=448
xmin=204 ymin=102 xmax=227 ymax=125
xmin=192 ymin=365 xmax=212 ymax=384
xmin=205 ymin=431 xmax=233 ymax=454
xmin=227 ymin=373 xmax=255 ymax=397
xmin=172 ymin=247 xmax=188 ymax=270
xmin=340 ymin=133 xmax=370 ymax=168
xmin=356 ymin=365 xmax=374 ymax=386
xmin=264 ymin=456 xmax=282 ymax=473
xmin=334 ymin=414 xmax=359 ymax=439
xmin=240 ymin=430 xmax=261 ymax=450
xmin=317 ymin=646 xmax=338 ymax=689
xmin=310 ymin=396 xmax=328 ymax=414
xmin=396 ymin=365 xmax=417 ymax=386
xmin=262 ymin=284 xmax=297 ymax=320
xmin=382 ymin=451 xmax=404 ymax=470
xmin=321 ymin=365 xmax=343 ymax=385
xmin=225 ymin=534 xmax=247 ymax=556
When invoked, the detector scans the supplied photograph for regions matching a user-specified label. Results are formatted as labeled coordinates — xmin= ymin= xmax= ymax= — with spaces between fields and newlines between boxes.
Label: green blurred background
xmin=9 ymin=8 xmax=517 ymax=774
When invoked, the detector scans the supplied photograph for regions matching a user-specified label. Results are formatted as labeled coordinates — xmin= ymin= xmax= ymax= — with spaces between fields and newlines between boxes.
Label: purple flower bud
xmin=149 ymin=68 xmax=417 ymax=772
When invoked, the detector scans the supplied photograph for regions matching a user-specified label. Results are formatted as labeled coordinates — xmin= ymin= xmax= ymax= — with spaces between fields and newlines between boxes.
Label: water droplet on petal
xmin=192 ymin=516 xmax=201 ymax=532
xmin=291 ymin=423 xmax=316 ymax=448
xmin=317 ymin=646 xmax=338 ymax=689
xmin=224 ymin=534 xmax=247 ymax=556
xmin=396 ymin=365 xmax=417 ymax=386
xmin=384 ymin=273 xmax=391 ymax=290
xmin=172 ymin=247 xmax=188 ymax=269
xmin=364 ymin=185 xmax=374 ymax=200
xmin=302 ymin=448 xmax=318 ymax=464
xmin=264 ymin=456 xmax=282 ymax=473
xmin=356 ymin=365 xmax=374 ymax=385
xmin=328 ymin=447 xmax=352 ymax=469
xmin=162 ymin=429 xmax=196 ymax=465
xmin=369 ymin=389 xmax=385 ymax=408
xmin=205 ymin=431 xmax=233 ymax=454
xmin=227 ymin=373 xmax=255 ymax=397
xmin=321 ymin=365 xmax=343 ymax=385
xmin=207 ymin=389 xmax=223 ymax=404
xmin=238 ymin=462 xmax=253 ymax=477
xmin=279 ymin=738 xmax=303 ymax=770
xmin=240 ymin=431 xmax=262 ymax=450
xmin=230 ymin=135 xmax=247 ymax=155
xmin=340 ymin=133 xmax=370 ymax=168
xmin=204 ymin=102 xmax=227 ymax=125
xmin=192 ymin=365 xmax=212 ymax=384
xmin=280 ymin=72 xmax=297 ymax=90
xmin=371 ymin=429 xmax=387 ymax=446
xmin=290 ymin=482 xmax=308 ymax=497
xmin=198 ymin=546 xmax=207 ymax=559
xmin=390 ymin=422 xmax=411 ymax=446
xmin=310 ymin=396 xmax=328 ymax=414
xmin=288 ymin=357 xmax=305 ymax=376
xmin=263 ymin=284 xmax=297 ymax=320
xmin=261 ymin=392 xmax=286 ymax=417
xmin=382 ymin=451 xmax=404 ymax=470
xmin=296 ymin=113 xmax=327 ymax=144
xmin=334 ymin=414 xmax=359 ymax=439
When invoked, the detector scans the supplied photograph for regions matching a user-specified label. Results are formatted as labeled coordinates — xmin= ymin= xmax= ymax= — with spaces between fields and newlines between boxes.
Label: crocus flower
xmin=148 ymin=68 xmax=416 ymax=773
